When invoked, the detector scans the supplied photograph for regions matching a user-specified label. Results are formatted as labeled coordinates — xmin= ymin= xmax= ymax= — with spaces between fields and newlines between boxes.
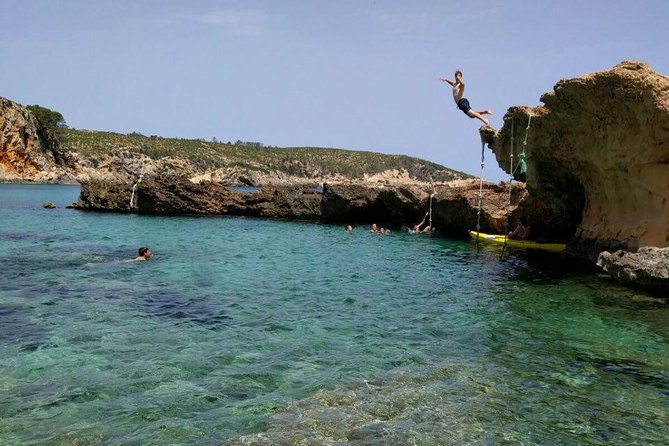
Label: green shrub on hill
xmin=59 ymin=129 xmax=470 ymax=182
xmin=27 ymin=105 xmax=68 ymax=131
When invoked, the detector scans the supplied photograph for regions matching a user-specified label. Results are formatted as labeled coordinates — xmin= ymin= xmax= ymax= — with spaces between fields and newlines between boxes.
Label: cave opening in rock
xmin=524 ymin=161 xmax=586 ymax=243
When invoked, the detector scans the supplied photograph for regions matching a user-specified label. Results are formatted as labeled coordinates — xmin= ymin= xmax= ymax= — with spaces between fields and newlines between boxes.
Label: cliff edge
xmin=0 ymin=97 xmax=75 ymax=182
xmin=481 ymin=61 xmax=669 ymax=265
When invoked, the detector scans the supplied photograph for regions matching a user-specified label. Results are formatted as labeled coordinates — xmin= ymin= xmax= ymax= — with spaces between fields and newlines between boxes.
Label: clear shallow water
xmin=0 ymin=184 xmax=667 ymax=445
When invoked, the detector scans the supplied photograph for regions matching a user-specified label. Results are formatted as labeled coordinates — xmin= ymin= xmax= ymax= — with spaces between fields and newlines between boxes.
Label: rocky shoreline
xmin=597 ymin=248 xmax=669 ymax=295
xmin=73 ymin=175 xmax=523 ymax=235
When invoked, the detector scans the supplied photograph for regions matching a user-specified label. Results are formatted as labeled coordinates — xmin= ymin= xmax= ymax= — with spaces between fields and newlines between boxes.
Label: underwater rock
xmin=482 ymin=61 xmax=669 ymax=261
xmin=597 ymin=247 xmax=669 ymax=295
xmin=42 ymin=201 xmax=56 ymax=209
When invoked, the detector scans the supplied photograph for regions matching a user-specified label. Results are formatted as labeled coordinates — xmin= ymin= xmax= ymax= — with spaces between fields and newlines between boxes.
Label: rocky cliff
xmin=74 ymin=175 xmax=521 ymax=234
xmin=0 ymin=97 xmax=75 ymax=182
xmin=3 ymin=94 xmax=519 ymax=235
xmin=321 ymin=179 xmax=524 ymax=234
xmin=1 ymin=94 xmax=468 ymax=187
xmin=481 ymin=61 xmax=669 ymax=263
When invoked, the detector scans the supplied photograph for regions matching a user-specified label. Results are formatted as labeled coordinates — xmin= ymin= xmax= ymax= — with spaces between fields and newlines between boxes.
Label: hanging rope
xmin=475 ymin=138 xmax=485 ymax=250
xmin=501 ymin=114 xmax=533 ymax=256
xmin=513 ymin=115 xmax=532 ymax=181
xmin=428 ymin=192 xmax=433 ymax=229
xmin=129 ymin=166 xmax=145 ymax=209
xmin=428 ymin=178 xmax=436 ymax=231
xmin=501 ymin=116 xmax=515 ymax=257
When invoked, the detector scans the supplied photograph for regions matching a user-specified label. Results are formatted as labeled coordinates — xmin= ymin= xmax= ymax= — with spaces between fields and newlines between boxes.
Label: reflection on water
xmin=0 ymin=184 xmax=667 ymax=445
xmin=227 ymin=185 xmax=261 ymax=194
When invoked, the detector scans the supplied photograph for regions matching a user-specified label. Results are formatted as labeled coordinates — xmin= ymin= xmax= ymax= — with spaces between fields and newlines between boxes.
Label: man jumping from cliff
xmin=440 ymin=70 xmax=493 ymax=126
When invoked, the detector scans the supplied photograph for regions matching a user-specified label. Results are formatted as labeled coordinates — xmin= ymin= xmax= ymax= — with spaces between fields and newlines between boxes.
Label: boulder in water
xmin=597 ymin=248 xmax=669 ymax=296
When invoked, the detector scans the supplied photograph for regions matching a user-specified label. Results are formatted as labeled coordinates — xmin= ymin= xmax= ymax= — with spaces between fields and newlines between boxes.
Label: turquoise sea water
xmin=0 ymin=184 xmax=667 ymax=445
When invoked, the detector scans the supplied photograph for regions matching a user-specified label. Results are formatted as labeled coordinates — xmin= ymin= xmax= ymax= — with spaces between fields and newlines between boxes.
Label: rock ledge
xmin=597 ymin=248 xmax=669 ymax=295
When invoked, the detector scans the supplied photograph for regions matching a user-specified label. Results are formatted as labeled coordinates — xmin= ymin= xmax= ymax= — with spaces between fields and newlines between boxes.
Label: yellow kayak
xmin=468 ymin=230 xmax=566 ymax=252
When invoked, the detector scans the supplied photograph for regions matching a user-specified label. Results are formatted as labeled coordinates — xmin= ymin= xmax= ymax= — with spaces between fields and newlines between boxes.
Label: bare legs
xmin=467 ymin=109 xmax=493 ymax=126
xmin=508 ymin=224 xmax=530 ymax=240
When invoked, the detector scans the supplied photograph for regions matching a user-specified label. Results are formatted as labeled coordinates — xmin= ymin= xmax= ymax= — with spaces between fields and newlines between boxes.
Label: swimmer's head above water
xmin=133 ymin=247 xmax=152 ymax=261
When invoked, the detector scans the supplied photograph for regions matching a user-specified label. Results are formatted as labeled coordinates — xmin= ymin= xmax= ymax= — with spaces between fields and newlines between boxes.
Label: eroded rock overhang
xmin=482 ymin=61 xmax=669 ymax=262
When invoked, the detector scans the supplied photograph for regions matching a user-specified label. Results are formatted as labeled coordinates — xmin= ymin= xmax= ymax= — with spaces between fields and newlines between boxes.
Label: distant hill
xmin=1 ymin=93 xmax=470 ymax=185
xmin=59 ymin=129 xmax=470 ymax=184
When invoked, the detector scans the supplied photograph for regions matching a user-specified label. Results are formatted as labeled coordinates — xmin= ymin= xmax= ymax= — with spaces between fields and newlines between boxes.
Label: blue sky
xmin=1 ymin=0 xmax=667 ymax=180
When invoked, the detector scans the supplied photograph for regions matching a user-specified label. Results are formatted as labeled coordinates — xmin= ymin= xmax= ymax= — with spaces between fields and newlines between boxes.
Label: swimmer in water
xmin=409 ymin=212 xmax=429 ymax=234
xmin=128 ymin=247 xmax=152 ymax=262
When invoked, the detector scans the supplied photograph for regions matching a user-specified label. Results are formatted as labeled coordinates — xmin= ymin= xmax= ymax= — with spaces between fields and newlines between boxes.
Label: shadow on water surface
xmin=0 ymin=304 xmax=48 ymax=351
xmin=579 ymin=354 xmax=669 ymax=393
xmin=139 ymin=289 xmax=232 ymax=330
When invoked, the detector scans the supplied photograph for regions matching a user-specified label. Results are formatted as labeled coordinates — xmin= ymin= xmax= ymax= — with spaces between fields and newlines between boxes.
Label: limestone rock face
xmin=75 ymin=175 xmax=522 ymax=234
xmin=76 ymin=175 xmax=321 ymax=219
xmin=245 ymin=187 xmax=322 ymax=220
xmin=432 ymin=179 xmax=526 ymax=235
xmin=320 ymin=183 xmax=424 ymax=226
xmin=75 ymin=175 xmax=246 ymax=214
xmin=134 ymin=176 xmax=246 ymax=214
xmin=0 ymin=97 xmax=74 ymax=182
xmin=482 ymin=61 xmax=669 ymax=261
xmin=597 ymin=248 xmax=669 ymax=295
xmin=321 ymin=179 xmax=523 ymax=234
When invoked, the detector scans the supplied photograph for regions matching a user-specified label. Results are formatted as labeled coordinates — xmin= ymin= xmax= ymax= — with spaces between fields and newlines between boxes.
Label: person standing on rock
xmin=440 ymin=70 xmax=493 ymax=126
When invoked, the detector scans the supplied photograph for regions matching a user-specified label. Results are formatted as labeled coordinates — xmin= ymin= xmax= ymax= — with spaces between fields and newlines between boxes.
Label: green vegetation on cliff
xmin=26 ymin=105 xmax=68 ymax=132
xmin=59 ymin=129 xmax=469 ymax=182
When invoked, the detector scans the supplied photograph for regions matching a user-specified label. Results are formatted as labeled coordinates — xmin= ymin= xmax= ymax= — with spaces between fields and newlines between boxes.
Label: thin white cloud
xmin=371 ymin=7 xmax=499 ymax=39
xmin=174 ymin=10 xmax=269 ymax=36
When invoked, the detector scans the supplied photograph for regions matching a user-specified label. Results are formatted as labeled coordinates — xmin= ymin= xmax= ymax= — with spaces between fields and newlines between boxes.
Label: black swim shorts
xmin=457 ymin=98 xmax=471 ymax=114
